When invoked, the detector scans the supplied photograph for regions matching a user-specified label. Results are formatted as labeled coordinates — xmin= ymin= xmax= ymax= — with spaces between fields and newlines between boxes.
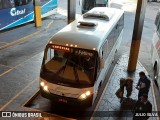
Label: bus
xmin=151 ymin=9 xmax=160 ymax=89
xmin=0 ymin=0 xmax=58 ymax=31
xmin=40 ymin=7 xmax=124 ymax=107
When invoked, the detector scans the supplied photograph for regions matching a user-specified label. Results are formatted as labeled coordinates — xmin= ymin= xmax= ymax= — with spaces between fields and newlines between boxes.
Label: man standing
xmin=133 ymin=94 xmax=152 ymax=120
xmin=136 ymin=71 xmax=151 ymax=99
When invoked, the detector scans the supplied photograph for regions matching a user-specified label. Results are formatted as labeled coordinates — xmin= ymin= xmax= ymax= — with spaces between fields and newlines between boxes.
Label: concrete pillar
xmin=68 ymin=0 xmax=76 ymax=24
xmin=127 ymin=0 xmax=147 ymax=72
xmin=34 ymin=0 xmax=42 ymax=27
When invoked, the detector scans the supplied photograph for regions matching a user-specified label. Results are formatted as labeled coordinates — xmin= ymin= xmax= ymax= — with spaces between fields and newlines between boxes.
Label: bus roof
xmin=49 ymin=7 xmax=124 ymax=51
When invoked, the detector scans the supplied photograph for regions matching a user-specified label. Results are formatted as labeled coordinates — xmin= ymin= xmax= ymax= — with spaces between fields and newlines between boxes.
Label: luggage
xmin=115 ymin=88 xmax=124 ymax=98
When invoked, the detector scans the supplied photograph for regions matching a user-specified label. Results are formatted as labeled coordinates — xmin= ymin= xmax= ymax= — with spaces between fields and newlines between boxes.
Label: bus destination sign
xmin=75 ymin=49 xmax=93 ymax=57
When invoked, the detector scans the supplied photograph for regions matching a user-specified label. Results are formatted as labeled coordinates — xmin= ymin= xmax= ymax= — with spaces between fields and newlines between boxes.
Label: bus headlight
xmin=40 ymin=81 xmax=49 ymax=92
xmin=79 ymin=91 xmax=91 ymax=100
xmin=44 ymin=86 xmax=49 ymax=92
xmin=40 ymin=82 xmax=45 ymax=87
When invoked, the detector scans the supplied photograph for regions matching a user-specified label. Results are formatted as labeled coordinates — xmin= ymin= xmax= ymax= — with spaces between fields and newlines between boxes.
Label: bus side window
xmin=0 ymin=0 xmax=3 ymax=9
xmin=21 ymin=0 xmax=32 ymax=5
xmin=15 ymin=0 xmax=22 ymax=6
xmin=22 ymin=0 xmax=27 ymax=5
xmin=102 ymin=40 xmax=108 ymax=60
xmin=155 ymin=11 xmax=160 ymax=29
xmin=45 ymin=48 xmax=54 ymax=64
xmin=15 ymin=0 xmax=30 ymax=6
xmin=0 ymin=0 xmax=15 ymax=9
xmin=158 ymin=24 xmax=160 ymax=37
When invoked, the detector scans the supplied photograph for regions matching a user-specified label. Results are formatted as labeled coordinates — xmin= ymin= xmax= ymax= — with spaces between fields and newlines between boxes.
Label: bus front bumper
xmin=40 ymin=88 xmax=93 ymax=107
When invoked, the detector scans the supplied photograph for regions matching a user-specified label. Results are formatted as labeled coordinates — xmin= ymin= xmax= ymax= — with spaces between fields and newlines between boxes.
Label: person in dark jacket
xmin=133 ymin=94 xmax=152 ymax=120
xmin=136 ymin=71 xmax=151 ymax=99
xmin=119 ymin=78 xmax=126 ymax=102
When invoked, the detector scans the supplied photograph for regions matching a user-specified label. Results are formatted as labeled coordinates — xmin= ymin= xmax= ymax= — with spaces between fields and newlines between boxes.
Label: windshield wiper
xmin=54 ymin=59 xmax=67 ymax=76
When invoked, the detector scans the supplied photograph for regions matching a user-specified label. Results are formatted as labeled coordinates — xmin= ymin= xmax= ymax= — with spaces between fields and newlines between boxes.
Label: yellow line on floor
xmin=13 ymin=52 xmax=42 ymax=69
xmin=0 ymin=69 xmax=12 ymax=77
xmin=0 ymin=30 xmax=43 ymax=50
xmin=0 ymin=20 xmax=53 ymax=50
xmin=45 ymin=20 xmax=54 ymax=30
xmin=0 ymin=78 xmax=38 ymax=111
xmin=0 ymin=64 xmax=13 ymax=69
xmin=0 ymin=42 xmax=7 ymax=44
xmin=0 ymin=52 xmax=42 ymax=78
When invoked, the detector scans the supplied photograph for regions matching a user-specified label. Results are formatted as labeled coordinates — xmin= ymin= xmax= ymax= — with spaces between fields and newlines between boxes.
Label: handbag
xmin=115 ymin=88 xmax=124 ymax=98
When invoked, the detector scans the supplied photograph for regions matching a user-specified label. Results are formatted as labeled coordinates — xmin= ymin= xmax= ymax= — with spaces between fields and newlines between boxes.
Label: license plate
xmin=58 ymin=98 xmax=67 ymax=103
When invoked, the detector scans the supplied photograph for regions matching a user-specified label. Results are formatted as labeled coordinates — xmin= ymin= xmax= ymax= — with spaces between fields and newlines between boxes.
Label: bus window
xmin=158 ymin=24 xmax=160 ymax=36
xmin=0 ymin=0 xmax=15 ymax=9
xmin=42 ymin=46 xmax=96 ymax=87
xmin=15 ymin=0 xmax=22 ymax=6
xmin=24 ymin=0 xmax=32 ymax=4
xmin=102 ymin=41 xmax=108 ymax=60
xmin=0 ymin=0 xmax=3 ymax=9
xmin=155 ymin=10 xmax=160 ymax=28
xmin=14 ymin=0 xmax=32 ymax=6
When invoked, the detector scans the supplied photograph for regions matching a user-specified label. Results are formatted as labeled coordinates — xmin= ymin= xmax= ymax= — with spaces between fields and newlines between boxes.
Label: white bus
xmin=151 ymin=9 xmax=160 ymax=89
xmin=40 ymin=7 xmax=124 ymax=107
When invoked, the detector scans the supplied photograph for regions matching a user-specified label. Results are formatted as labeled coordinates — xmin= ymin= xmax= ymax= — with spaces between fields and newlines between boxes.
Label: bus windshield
xmin=41 ymin=45 xmax=97 ymax=87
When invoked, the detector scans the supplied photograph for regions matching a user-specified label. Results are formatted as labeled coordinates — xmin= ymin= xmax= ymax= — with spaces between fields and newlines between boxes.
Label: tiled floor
xmin=92 ymin=55 xmax=157 ymax=120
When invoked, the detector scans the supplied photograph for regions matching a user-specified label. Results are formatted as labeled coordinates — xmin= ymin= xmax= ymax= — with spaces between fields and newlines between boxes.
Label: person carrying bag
xmin=115 ymin=78 xmax=126 ymax=102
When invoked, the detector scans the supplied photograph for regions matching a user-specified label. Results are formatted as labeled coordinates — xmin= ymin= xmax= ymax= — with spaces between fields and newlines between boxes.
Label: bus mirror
xmin=44 ymin=52 xmax=48 ymax=60
xmin=100 ymin=59 xmax=105 ymax=69
xmin=45 ymin=54 xmax=47 ymax=60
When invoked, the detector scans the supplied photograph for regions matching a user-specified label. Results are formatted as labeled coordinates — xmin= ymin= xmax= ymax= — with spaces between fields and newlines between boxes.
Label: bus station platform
xmin=90 ymin=54 xmax=158 ymax=120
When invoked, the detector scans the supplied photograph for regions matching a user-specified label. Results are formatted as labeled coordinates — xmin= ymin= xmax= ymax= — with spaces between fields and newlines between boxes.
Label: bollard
xmin=34 ymin=0 xmax=42 ymax=27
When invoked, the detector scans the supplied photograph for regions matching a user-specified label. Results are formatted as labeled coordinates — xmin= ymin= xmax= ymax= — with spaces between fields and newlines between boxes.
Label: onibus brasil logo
xmin=10 ymin=8 xmax=26 ymax=16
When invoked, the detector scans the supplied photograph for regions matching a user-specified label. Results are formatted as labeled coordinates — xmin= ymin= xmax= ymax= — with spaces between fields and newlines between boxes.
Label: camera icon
xmin=2 ymin=112 xmax=11 ymax=117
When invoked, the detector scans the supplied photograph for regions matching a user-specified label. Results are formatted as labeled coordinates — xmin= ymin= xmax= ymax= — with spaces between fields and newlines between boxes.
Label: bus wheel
xmin=153 ymin=63 xmax=159 ymax=88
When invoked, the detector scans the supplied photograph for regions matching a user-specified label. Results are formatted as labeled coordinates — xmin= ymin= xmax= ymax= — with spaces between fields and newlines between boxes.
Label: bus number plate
xmin=58 ymin=98 xmax=67 ymax=103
